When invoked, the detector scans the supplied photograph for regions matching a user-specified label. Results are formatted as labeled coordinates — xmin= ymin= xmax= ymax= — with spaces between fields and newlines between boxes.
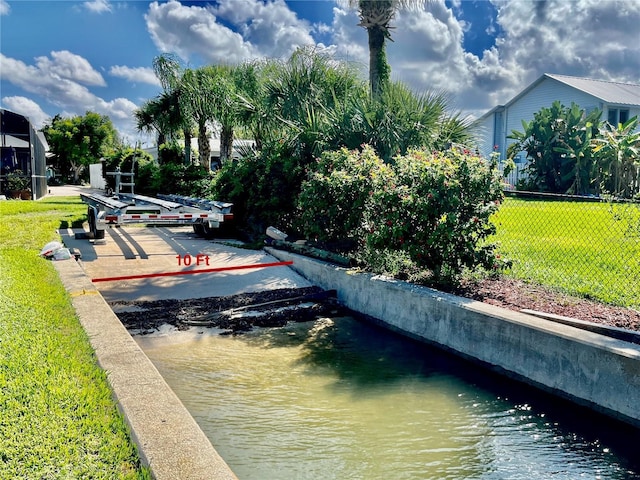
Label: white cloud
xmin=145 ymin=1 xmax=257 ymax=64
xmin=34 ymin=50 xmax=106 ymax=87
xmin=214 ymin=0 xmax=316 ymax=59
xmin=488 ymin=0 xmax=640 ymax=87
xmin=0 ymin=0 xmax=10 ymax=15
xmin=328 ymin=0 xmax=640 ymax=118
xmin=329 ymin=6 xmax=368 ymax=70
xmin=390 ymin=4 xmax=470 ymax=92
xmin=145 ymin=0 xmax=318 ymax=64
xmin=83 ymin=0 xmax=112 ymax=14
xmin=0 ymin=53 xmax=138 ymax=138
xmin=1 ymin=96 xmax=50 ymax=129
xmin=109 ymin=65 xmax=161 ymax=86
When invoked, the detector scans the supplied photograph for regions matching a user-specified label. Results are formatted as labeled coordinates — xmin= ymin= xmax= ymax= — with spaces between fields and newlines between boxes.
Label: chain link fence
xmin=491 ymin=191 xmax=640 ymax=309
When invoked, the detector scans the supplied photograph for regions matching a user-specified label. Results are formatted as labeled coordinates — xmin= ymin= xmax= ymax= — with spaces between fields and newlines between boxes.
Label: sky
xmin=1 ymin=0 xmax=639 ymax=145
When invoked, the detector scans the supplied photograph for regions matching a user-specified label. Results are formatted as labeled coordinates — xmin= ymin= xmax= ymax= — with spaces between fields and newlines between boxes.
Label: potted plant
xmin=6 ymin=170 xmax=31 ymax=199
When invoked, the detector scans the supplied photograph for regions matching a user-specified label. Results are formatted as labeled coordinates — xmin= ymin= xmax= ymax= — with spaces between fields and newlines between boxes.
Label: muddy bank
xmin=111 ymin=287 xmax=346 ymax=335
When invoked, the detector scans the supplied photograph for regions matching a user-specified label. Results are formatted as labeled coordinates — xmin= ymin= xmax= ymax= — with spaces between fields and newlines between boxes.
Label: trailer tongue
xmin=80 ymin=192 xmax=233 ymax=240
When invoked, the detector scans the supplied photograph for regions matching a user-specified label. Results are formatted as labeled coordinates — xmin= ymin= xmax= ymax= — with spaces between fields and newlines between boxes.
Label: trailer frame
xmin=80 ymin=192 xmax=233 ymax=240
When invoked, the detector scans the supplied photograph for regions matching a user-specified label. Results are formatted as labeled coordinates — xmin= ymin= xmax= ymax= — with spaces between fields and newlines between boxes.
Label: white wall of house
xmin=502 ymin=78 xmax=603 ymax=157
xmin=473 ymin=110 xmax=499 ymax=160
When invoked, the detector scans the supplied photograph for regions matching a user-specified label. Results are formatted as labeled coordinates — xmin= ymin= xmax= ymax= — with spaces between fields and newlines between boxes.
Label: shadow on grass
xmin=59 ymin=218 xmax=86 ymax=229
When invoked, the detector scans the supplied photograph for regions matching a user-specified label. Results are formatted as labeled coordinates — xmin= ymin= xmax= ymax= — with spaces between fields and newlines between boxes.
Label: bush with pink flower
xmin=297 ymin=145 xmax=508 ymax=285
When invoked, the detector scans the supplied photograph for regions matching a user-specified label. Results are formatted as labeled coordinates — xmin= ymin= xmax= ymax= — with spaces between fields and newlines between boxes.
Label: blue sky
xmin=1 ymin=0 xmax=639 ymax=144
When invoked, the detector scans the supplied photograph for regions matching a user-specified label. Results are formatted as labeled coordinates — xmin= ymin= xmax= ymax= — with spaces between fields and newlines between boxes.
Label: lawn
xmin=491 ymin=197 xmax=640 ymax=309
xmin=0 ymin=197 xmax=150 ymax=479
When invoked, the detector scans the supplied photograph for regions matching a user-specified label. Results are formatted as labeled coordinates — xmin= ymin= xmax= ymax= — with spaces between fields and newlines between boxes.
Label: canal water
xmin=136 ymin=316 xmax=640 ymax=480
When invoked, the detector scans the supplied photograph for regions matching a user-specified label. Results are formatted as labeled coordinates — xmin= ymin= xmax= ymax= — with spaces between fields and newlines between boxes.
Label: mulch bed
xmin=450 ymin=277 xmax=640 ymax=332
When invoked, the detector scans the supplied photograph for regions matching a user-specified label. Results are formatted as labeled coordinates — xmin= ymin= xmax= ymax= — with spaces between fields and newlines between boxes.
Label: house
xmin=0 ymin=109 xmax=49 ymax=199
xmin=474 ymin=74 xmax=640 ymax=182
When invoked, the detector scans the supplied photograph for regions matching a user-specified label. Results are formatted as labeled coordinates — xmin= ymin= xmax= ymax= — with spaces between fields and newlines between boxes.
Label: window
xmin=607 ymin=108 xmax=630 ymax=126
xmin=620 ymin=109 xmax=629 ymax=124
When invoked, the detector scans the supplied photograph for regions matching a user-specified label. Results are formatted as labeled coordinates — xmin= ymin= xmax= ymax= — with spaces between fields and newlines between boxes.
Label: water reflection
xmin=136 ymin=317 xmax=640 ymax=480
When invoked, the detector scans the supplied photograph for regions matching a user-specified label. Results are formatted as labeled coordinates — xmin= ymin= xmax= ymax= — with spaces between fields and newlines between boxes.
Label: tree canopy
xmin=42 ymin=111 xmax=120 ymax=183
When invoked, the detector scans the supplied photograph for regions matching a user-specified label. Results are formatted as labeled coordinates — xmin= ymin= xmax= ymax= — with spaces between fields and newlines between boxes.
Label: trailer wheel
xmin=88 ymin=206 xmax=95 ymax=234
xmin=193 ymin=223 xmax=205 ymax=236
xmin=202 ymin=223 xmax=215 ymax=238
xmin=88 ymin=207 xmax=105 ymax=240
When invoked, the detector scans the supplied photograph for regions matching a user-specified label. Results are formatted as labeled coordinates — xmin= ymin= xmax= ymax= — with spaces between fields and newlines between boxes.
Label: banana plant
xmin=508 ymin=101 xmax=601 ymax=194
xmin=591 ymin=116 xmax=640 ymax=198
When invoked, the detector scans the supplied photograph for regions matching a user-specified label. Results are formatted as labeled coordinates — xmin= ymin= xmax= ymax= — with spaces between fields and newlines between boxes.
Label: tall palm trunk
xmin=198 ymin=120 xmax=211 ymax=170
xmin=220 ymin=124 xmax=234 ymax=164
xmin=355 ymin=0 xmax=425 ymax=99
xmin=367 ymin=25 xmax=390 ymax=100
xmin=184 ymin=129 xmax=192 ymax=165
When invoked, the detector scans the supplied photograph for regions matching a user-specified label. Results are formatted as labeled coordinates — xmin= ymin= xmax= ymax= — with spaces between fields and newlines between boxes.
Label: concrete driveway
xmin=47 ymin=186 xmax=311 ymax=303
xmin=60 ymin=225 xmax=312 ymax=303
xmin=48 ymin=184 xmax=311 ymax=303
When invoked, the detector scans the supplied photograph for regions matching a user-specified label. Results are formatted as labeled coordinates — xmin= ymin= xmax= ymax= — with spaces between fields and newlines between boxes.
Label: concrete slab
xmin=60 ymin=225 xmax=312 ymax=302
xmin=44 ymin=184 xmax=104 ymax=197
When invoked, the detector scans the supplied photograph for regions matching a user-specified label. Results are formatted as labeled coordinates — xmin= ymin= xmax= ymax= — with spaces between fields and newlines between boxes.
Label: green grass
xmin=491 ymin=197 xmax=640 ymax=309
xmin=0 ymin=197 xmax=150 ymax=479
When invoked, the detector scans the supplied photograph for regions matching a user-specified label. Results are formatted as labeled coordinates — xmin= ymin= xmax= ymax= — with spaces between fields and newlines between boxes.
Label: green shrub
xmin=158 ymin=142 xmax=184 ymax=165
xmin=153 ymin=162 xmax=211 ymax=197
xmin=298 ymin=146 xmax=507 ymax=285
xmin=296 ymin=145 xmax=391 ymax=245
xmin=362 ymin=149 xmax=506 ymax=284
xmin=103 ymin=147 xmax=155 ymax=194
xmin=135 ymin=161 xmax=160 ymax=195
xmin=211 ymin=141 xmax=308 ymax=237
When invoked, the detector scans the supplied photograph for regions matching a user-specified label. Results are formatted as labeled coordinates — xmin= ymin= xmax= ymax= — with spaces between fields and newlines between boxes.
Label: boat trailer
xmin=79 ymin=192 xmax=233 ymax=240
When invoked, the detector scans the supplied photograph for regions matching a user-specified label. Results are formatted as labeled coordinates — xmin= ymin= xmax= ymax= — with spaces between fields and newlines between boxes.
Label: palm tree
xmin=150 ymin=53 xmax=194 ymax=164
xmin=347 ymin=0 xmax=425 ymax=98
xmin=233 ymin=60 xmax=269 ymax=152
xmin=134 ymin=97 xmax=169 ymax=147
xmin=153 ymin=53 xmax=182 ymax=92
xmin=260 ymin=48 xmax=364 ymax=160
xmin=134 ymin=90 xmax=188 ymax=149
xmin=331 ymin=80 xmax=471 ymax=161
xmin=180 ymin=67 xmax=215 ymax=169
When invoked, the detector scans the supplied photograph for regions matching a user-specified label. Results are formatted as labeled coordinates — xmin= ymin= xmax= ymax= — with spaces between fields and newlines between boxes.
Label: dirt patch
xmin=112 ymin=286 xmax=346 ymax=335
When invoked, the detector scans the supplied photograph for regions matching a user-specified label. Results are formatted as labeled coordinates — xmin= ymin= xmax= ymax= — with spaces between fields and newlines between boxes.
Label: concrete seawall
xmin=266 ymin=247 xmax=640 ymax=428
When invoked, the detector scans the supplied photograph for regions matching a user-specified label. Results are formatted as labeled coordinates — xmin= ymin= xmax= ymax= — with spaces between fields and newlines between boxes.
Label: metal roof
xmin=476 ymin=74 xmax=640 ymax=123
xmin=545 ymin=74 xmax=640 ymax=106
